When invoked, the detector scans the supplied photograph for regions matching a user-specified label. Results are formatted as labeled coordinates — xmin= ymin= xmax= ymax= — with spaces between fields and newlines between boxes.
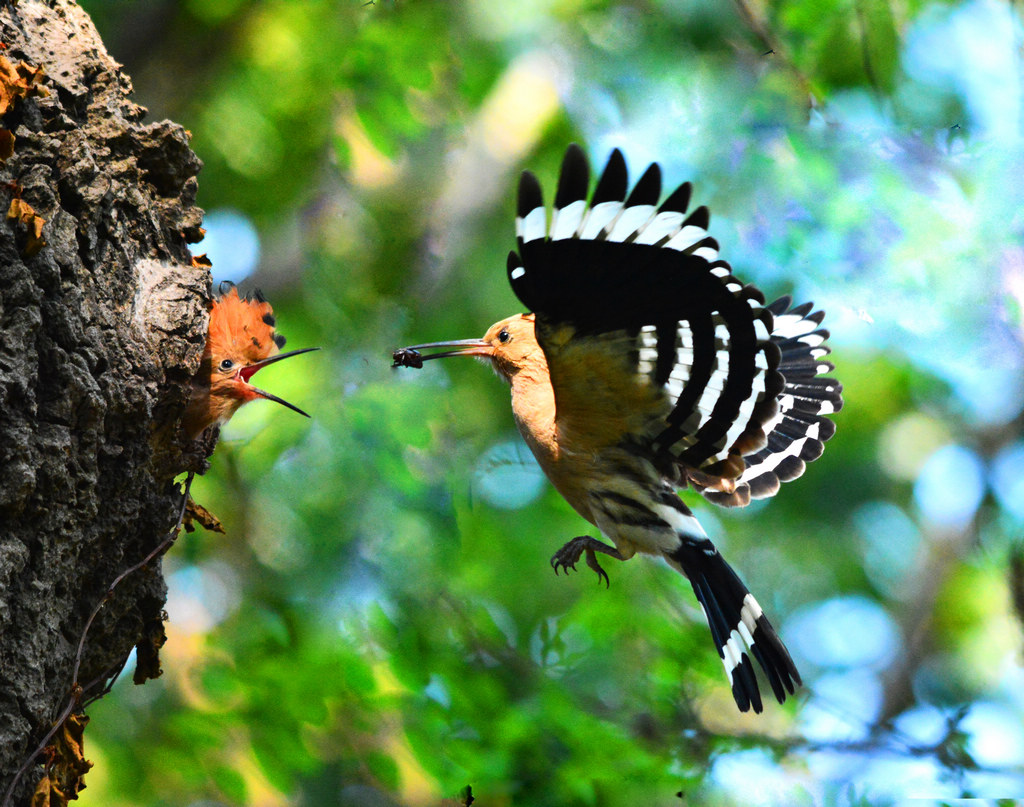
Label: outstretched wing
xmin=506 ymin=144 xmax=838 ymax=494
xmin=700 ymin=296 xmax=842 ymax=506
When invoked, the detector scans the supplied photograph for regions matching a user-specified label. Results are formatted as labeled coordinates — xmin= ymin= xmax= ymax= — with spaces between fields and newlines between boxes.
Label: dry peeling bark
xmin=0 ymin=2 xmax=211 ymax=801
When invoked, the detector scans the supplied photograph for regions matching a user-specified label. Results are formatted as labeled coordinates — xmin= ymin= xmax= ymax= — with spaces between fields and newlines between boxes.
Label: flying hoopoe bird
xmin=183 ymin=284 xmax=318 ymax=438
xmin=394 ymin=144 xmax=841 ymax=713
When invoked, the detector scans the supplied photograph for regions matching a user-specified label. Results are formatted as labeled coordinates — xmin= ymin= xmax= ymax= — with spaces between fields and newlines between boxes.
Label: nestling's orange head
xmin=183 ymin=285 xmax=318 ymax=438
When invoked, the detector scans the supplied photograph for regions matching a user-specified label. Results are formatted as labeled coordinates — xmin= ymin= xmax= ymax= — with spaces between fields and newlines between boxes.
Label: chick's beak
xmin=239 ymin=347 xmax=320 ymax=417
xmin=392 ymin=339 xmax=492 ymax=368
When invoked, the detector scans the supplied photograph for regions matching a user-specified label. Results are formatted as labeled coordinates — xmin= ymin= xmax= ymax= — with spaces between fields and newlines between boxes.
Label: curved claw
xmin=550 ymin=536 xmax=623 ymax=588
xmin=550 ymin=554 xmax=577 ymax=576
xmin=584 ymin=549 xmax=610 ymax=589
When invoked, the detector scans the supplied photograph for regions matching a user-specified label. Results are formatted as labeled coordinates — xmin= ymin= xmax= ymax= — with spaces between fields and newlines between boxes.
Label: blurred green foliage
xmin=75 ymin=1 xmax=1024 ymax=805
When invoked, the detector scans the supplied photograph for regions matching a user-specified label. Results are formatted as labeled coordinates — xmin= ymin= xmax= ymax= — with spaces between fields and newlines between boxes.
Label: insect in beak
xmin=392 ymin=339 xmax=492 ymax=368
xmin=239 ymin=347 xmax=320 ymax=417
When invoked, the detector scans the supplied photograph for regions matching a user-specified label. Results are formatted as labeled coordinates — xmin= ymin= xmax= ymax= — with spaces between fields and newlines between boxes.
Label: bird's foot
xmin=550 ymin=536 xmax=624 ymax=589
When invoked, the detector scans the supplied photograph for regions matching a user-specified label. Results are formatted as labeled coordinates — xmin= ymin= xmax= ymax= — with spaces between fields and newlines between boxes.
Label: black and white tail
xmin=664 ymin=528 xmax=800 ymax=713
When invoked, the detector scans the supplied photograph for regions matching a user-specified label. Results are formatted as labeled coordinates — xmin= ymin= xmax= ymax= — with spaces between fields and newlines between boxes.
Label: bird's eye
xmin=219 ymin=359 xmax=235 ymax=372
xmin=498 ymin=328 xmax=511 ymax=344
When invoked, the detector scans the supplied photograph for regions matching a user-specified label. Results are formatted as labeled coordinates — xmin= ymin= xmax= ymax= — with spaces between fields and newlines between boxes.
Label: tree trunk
xmin=0 ymin=2 xmax=209 ymax=801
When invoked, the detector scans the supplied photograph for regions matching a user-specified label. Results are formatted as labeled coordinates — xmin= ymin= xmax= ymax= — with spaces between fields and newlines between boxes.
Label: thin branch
xmin=2 ymin=472 xmax=194 ymax=807
xmin=730 ymin=0 xmax=819 ymax=109
xmin=682 ymin=711 xmax=1008 ymax=781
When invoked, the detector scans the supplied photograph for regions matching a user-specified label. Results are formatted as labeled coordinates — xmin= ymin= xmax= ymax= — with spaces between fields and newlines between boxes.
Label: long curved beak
xmin=239 ymin=347 xmax=321 ymax=380
xmin=392 ymin=339 xmax=491 ymax=368
xmin=239 ymin=347 xmax=320 ymax=417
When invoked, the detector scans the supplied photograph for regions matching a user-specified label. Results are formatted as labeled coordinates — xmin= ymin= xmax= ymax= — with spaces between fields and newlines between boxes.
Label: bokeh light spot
xmin=913 ymin=444 xmax=985 ymax=528
xmin=166 ymin=562 xmax=241 ymax=636
xmin=853 ymin=501 xmax=921 ymax=599
xmin=473 ymin=439 xmax=547 ymax=510
xmin=963 ymin=701 xmax=1024 ymax=768
xmin=877 ymin=412 xmax=951 ymax=481
xmin=801 ymin=670 xmax=882 ymax=742
xmin=202 ymin=208 xmax=261 ymax=285
xmin=990 ymin=440 xmax=1024 ymax=521
xmin=790 ymin=596 xmax=899 ymax=669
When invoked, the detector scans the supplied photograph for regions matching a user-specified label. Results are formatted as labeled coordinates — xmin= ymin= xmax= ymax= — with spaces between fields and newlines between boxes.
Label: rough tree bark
xmin=0 ymin=2 xmax=210 ymax=801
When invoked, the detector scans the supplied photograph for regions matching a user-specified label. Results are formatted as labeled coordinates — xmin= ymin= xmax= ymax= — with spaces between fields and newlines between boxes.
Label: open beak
xmin=392 ymin=339 xmax=491 ymax=368
xmin=238 ymin=347 xmax=320 ymax=417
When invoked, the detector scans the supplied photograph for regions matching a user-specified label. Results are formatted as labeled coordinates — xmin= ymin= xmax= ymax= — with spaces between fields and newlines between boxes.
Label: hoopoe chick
xmin=394 ymin=144 xmax=842 ymax=713
xmin=183 ymin=284 xmax=319 ymax=438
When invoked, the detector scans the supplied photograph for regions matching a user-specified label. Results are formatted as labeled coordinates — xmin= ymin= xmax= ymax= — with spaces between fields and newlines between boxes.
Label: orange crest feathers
xmin=207 ymin=285 xmax=286 ymax=364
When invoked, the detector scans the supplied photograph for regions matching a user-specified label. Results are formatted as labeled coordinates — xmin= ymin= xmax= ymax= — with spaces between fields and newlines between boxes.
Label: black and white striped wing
xmin=507 ymin=144 xmax=783 ymax=482
xmin=701 ymin=296 xmax=843 ymax=505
